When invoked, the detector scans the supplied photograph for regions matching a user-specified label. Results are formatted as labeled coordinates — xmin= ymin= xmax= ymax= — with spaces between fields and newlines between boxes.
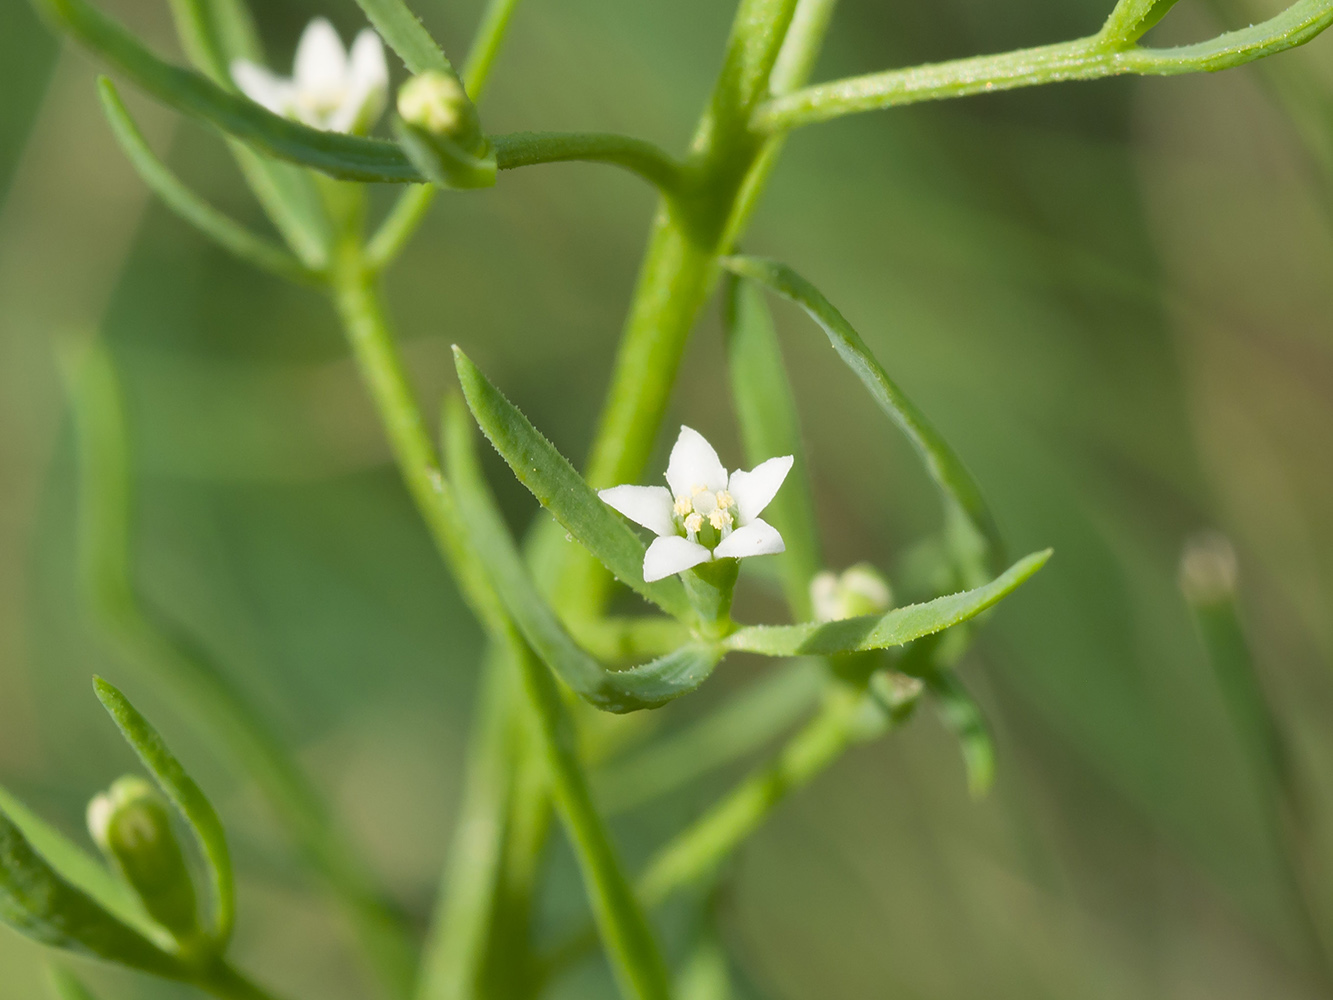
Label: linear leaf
xmin=723 ymin=255 xmax=1002 ymax=581
xmin=0 ymin=789 xmax=161 ymax=947
xmin=0 ymin=810 xmax=185 ymax=977
xmin=723 ymin=274 xmax=820 ymax=618
xmin=163 ymin=0 xmax=333 ymax=267
xmin=452 ymin=347 xmax=692 ymax=621
xmin=926 ymin=670 xmax=996 ymax=797
xmin=352 ymin=0 xmax=453 ymax=75
xmin=92 ymin=678 xmax=234 ymax=947
xmin=443 ymin=395 xmax=724 ymax=713
xmin=34 ymin=0 xmax=422 ymax=182
xmin=97 ymin=79 xmax=319 ymax=283
xmin=724 ymin=550 xmax=1050 ymax=657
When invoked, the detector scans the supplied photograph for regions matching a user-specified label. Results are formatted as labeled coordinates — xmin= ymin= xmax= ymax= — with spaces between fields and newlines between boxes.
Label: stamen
xmin=673 ymin=496 xmax=693 ymax=518
xmin=716 ymin=490 xmax=735 ymax=510
xmin=708 ymin=508 xmax=732 ymax=531
xmin=684 ymin=512 xmax=703 ymax=540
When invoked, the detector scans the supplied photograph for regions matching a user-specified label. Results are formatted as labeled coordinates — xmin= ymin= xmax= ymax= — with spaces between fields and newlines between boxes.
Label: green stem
xmin=367 ymin=0 xmax=526 ymax=270
xmin=635 ymin=683 xmax=880 ymax=908
xmin=200 ymin=963 xmax=293 ymax=1000
xmin=330 ymin=260 xmax=670 ymax=1000
xmin=754 ymin=0 xmax=1333 ymax=133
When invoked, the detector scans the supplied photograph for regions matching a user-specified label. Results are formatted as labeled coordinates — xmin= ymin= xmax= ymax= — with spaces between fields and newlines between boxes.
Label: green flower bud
xmin=397 ymin=71 xmax=479 ymax=142
xmin=810 ymin=563 xmax=893 ymax=622
xmin=88 ymin=776 xmax=199 ymax=942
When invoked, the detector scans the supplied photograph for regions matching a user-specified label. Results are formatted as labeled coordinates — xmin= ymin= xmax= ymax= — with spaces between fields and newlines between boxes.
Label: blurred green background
xmin=3 ymin=0 xmax=1333 ymax=996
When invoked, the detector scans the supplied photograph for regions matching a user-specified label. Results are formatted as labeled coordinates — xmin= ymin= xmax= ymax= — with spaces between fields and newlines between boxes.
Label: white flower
xmin=231 ymin=18 xmax=389 ymax=135
xmin=810 ymin=564 xmax=893 ymax=622
xmin=599 ymin=426 xmax=793 ymax=583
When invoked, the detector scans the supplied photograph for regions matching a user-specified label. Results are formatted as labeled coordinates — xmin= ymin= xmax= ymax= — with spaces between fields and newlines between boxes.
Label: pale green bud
xmin=1179 ymin=531 xmax=1238 ymax=607
xmin=88 ymin=776 xmax=199 ymax=942
xmin=397 ymin=71 xmax=474 ymax=139
xmin=810 ymin=563 xmax=894 ymax=622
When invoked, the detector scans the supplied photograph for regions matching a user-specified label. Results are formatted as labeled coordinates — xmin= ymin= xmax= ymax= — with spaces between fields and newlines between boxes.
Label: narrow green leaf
xmin=723 ymin=550 xmax=1050 ymax=657
xmin=97 ymin=79 xmax=319 ymax=284
xmin=33 ymin=0 xmax=423 ymax=182
xmin=0 ymin=789 xmax=156 ymax=943
xmin=723 ymin=274 xmax=820 ymax=618
xmin=723 ymin=256 xmax=1002 ymax=583
xmin=351 ymin=0 xmax=453 ymax=75
xmin=451 ymin=347 xmax=692 ymax=622
xmin=926 ymin=670 xmax=996 ymax=797
xmin=0 ymin=811 xmax=185 ymax=977
xmin=92 ymin=678 xmax=234 ymax=947
xmin=1101 ymin=0 xmax=1182 ymax=44
xmin=443 ymin=394 xmax=724 ymax=713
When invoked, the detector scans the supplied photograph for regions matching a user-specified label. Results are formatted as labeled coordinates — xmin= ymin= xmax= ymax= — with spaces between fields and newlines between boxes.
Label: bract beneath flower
xmin=232 ymin=18 xmax=389 ymax=135
xmin=600 ymin=426 xmax=792 ymax=582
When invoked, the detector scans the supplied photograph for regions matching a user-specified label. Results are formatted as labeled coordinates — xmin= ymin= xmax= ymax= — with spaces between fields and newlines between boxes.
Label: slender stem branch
xmin=754 ymin=0 xmax=1333 ymax=133
xmin=463 ymin=0 xmax=525 ymax=96
xmin=493 ymin=132 xmax=685 ymax=194
xmin=367 ymin=0 xmax=526 ymax=270
xmin=635 ymin=683 xmax=880 ymax=907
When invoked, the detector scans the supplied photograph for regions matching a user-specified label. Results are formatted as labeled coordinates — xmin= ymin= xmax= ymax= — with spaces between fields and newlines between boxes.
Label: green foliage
xmin=92 ymin=679 xmax=234 ymax=948
xmin=453 ymin=347 xmax=692 ymax=621
xmin=0 ymin=810 xmax=185 ymax=978
xmin=723 ymin=255 xmax=1002 ymax=583
xmin=724 ymin=550 xmax=1049 ymax=656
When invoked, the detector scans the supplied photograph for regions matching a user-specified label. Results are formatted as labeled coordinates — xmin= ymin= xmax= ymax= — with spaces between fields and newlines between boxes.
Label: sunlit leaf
xmin=452 ymin=347 xmax=692 ymax=622
xmin=722 ymin=255 xmax=1003 ymax=583
xmin=0 ymin=810 xmax=184 ymax=977
xmin=724 ymin=550 xmax=1051 ymax=657
xmin=352 ymin=0 xmax=454 ymax=76
xmin=443 ymin=394 xmax=724 ymax=713
xmin=93 ymin=678 xmax=235 ymax=947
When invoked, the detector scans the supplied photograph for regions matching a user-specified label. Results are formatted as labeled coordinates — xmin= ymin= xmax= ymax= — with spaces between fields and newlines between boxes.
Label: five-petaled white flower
xmin=600 ymin=427 xmax=793 ymax=583
xmin=232 ymin=18 xmax=389 ymax=135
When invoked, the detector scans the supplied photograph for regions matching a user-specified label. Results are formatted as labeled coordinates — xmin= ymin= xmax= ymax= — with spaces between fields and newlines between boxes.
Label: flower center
xmin=674 ymin=486 xmax=736 ymax=549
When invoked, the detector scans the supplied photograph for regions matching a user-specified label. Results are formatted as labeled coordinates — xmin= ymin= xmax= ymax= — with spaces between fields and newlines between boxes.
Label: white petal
xmin=598 ymin=485 xmax=676 ymax=537
xmin=349 ymin=30 xmax=389 ymax=90
xmin=727 ymin=455 xmax=793 ymax=525
xmin=665 ymin=426 xmax=728 ymax=499
xmin=643 ymin=536 xmax=712 ymax=582
xmin=294 ymin=17 xmax=347 ymax=94
xmin=231 ymin=60 xmax=292 ymax=115
xmin=714 ymin=518 xmax=785 ymax=560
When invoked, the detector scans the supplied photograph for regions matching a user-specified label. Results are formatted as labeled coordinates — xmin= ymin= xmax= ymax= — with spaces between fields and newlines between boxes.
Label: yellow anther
xmin=716 ymin=490 xmax=735 ymax=510
xmin=708 ymin=508 xmax=732 ymax=531
xmin=673 ymin=496 xmax=693 ymax=518
xmin=684 ymin=513 xmax=703 ymax=536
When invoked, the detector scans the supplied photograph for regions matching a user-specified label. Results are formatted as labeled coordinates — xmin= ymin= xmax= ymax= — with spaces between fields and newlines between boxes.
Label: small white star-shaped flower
xmin=231 ymin=18 xmax=389 ymax=135
xmin=600 ymin=426 xmax=793 ymax=583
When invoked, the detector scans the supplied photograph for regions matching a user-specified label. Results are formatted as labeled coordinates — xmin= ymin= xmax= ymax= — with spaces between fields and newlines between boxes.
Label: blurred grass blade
xmin=723 ymin=274 xmax=820 ymax=618
xmin=92 ymin=678 xmax=234 ymax=946
xmin=32 ymin=0 xmax=424 ymax=182
xmin=443 ymin=394 xmax=725 ymax=713
xmin=97 ymin=79 xmax=320 ymax=284
xmin=0 ymin=811 xmax=186 ymax=978
xmin=352 ymin=0 xmax=454 ymax=75
xmin=594 ymin=659 xmax=824 ymax=815
xmin=61 ymin=337 xmax=417 ymax=997
xmin=0 ymin=788 xmax=156 ymax=942
xmin=452 ymin=347 xmax=692 ymax=621
xmin=723 ymin=255 xmax=1003 ymax=582
xmin=724 ymin=550 xmax=1050 ymax=656
xmin=926 ymin=670 xmax=996 ymax=797
xmin=48 ymin=966 xmax=100 ymax=1000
